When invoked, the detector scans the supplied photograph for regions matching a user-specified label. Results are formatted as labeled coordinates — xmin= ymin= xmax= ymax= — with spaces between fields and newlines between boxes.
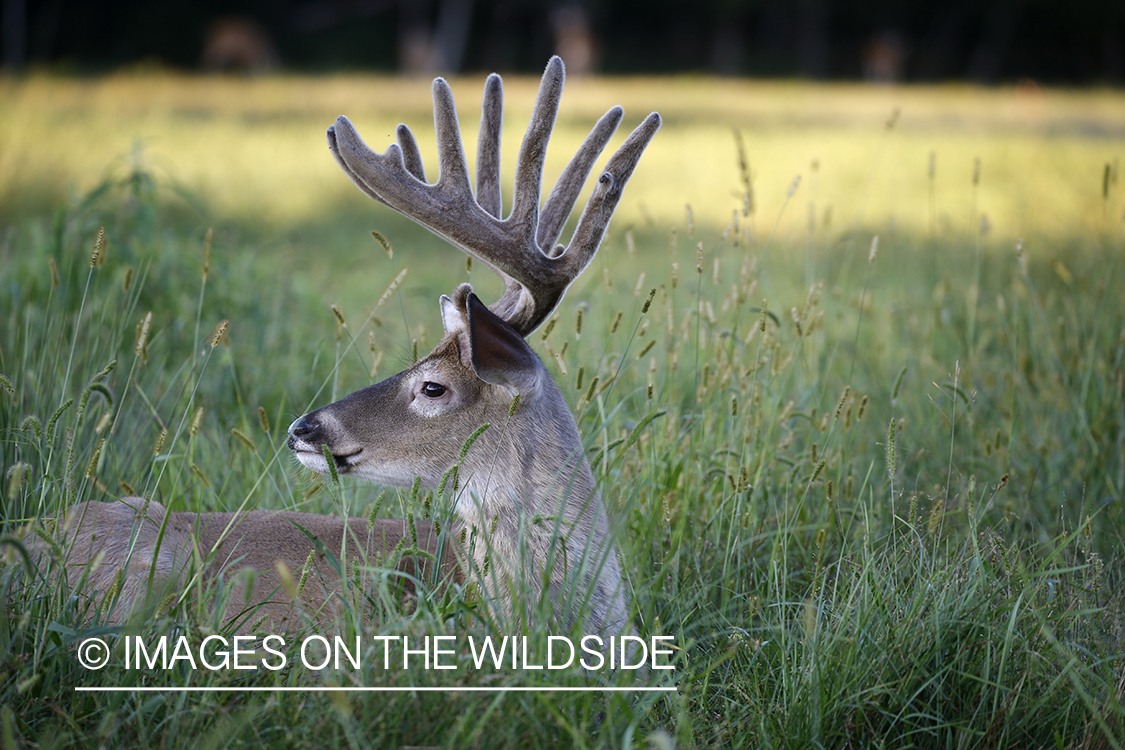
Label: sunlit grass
xmin=3 ymin=72 xmax=1122 ymax=247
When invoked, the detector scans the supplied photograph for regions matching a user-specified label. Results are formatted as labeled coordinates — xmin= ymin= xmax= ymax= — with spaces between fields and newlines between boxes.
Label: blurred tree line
xmin=2 ymin=0 xmax=1123 ymax=83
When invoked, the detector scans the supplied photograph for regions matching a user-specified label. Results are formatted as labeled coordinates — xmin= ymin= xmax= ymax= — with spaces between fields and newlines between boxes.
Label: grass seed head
xmin=85 ymin=437 xmax=106 ymax=479
xmin=153 ymin=427 xmax=168 ymax=456
xmin=633 ymin=272 xmax=647 ymax=298
xmin=135 ymin=311 xmax=153 ymax=361
xmin=459 ymin=423 xmax=490 ymax=463
xmin=209 ymin=319 xmax=229 ymax=348
xmin=370 ymin=230 xmax=393 ymax=259
xmin=540 ymin=315 xmax=557 ymax=341
xmin=834 ymin=386 xmax=851 ymax=420
xmin=46 ymin=399 xmax=73 ymax=444
xmin=6 ymin=462 xmax=29 ymax=500
xmin=375 ymin=268 xmax=409 ymax=309
xmin=927 ymin=496 xmax=945 ymax=533
xmin=90 ymin=227 xmax=107 ymax=268
xmin=367 ymin=490 xmax=386 ymax=530
xmin=891 ymin=365 xmax=907 ymax=405
xmin=190 ymin=406 xmax=205 ymax=436
xmin=583 ymin=376 xmax=600 ymax=404
xmin=190 ymin=463 xmax=211 ymax=489
xmin=275 ymin=560 xmax=297 ymax=600
xmin=331 ymin=304 xmax=346 ymax=340
xmin=232 ymin=428 xmax=256 ymax=451
xmin=885 ymin=417 xmax=897 ymax=481
xmin=322 ymin=445 xmax=340 ymax=485
xmin=21 ymin=415 xmax=41 ymax=441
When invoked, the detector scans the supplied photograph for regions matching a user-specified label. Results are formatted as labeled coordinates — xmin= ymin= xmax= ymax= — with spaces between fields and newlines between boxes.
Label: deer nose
xmin=287 ymin=414 xmax=321 ymax=449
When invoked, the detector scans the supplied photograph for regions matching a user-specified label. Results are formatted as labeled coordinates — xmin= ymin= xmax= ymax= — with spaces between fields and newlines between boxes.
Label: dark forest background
xmin=2 ymin=0 xmax=1123 ymax=83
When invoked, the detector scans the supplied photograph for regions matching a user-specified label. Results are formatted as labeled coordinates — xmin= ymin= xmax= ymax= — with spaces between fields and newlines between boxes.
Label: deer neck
xmin=452 ymin=379 xmax=626 ymax=635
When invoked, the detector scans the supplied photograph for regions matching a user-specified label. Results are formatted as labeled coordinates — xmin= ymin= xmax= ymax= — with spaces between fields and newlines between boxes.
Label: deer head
xmin=287 ymin=57 xmax=659 ymax=635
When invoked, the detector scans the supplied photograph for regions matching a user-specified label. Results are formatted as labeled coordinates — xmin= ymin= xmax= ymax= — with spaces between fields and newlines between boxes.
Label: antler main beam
xmin=327 ymin=56 xmax=661 ymax=336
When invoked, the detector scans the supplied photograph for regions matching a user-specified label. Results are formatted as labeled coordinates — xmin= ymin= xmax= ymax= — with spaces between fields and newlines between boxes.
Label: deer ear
xmin=463 ymin=290 xmax=541 ymax=395
xmin=439 ymin=294 xmax=466 ymax=336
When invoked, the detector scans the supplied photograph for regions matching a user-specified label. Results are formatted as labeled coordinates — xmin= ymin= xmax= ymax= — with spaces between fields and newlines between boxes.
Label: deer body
xmin=46 ymin=57 xmax=659 ymax=640
xmin=56 ymin=499 xmax=458 ymax=629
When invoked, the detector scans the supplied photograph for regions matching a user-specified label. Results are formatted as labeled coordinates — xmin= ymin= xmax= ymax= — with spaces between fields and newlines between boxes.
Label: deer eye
xmin=421 ymin=382 xmax=446 ymax=398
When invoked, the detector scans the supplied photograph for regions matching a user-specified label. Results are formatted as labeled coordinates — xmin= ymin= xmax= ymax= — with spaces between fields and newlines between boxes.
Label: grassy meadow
xmin=2 ymin=70 xmax=1125 ymax=748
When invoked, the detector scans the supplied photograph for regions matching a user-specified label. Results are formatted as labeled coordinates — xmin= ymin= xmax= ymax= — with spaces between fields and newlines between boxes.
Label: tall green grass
xmin=2 ymin=75 xmax=1124 ymax=748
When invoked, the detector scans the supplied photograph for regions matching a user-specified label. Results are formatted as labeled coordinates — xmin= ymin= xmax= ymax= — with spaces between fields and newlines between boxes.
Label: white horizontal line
xmin=75 ymin=686 xmax=675 ymax=693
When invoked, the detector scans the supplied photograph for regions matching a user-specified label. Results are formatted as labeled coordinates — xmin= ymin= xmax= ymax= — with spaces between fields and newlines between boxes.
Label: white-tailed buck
xmin=46 ymin=57 xmax=660 ymax=639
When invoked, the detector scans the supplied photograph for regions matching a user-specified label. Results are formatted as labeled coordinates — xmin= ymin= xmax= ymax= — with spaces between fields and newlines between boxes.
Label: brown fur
xmin=50 ymin=498 xmax=460 ymax=631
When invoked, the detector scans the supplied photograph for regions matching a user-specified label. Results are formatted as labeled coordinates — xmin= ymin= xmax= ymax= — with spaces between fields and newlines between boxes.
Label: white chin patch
xmin=351 ymin=462 xmax=428 ymax=488
xmin=294 ymin=451 xmax=331 ymax=474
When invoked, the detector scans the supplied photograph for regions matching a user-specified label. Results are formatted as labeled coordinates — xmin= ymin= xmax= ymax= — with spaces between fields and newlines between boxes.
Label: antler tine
xmin=560 ymin=112 xmax=663 ymax=279
xmin=537 ymin=105 xmax=623 ymax=255
xmin=397 ymin=124 xmax=427 ymax=182
xmin=476 ymin=74 xmax=503 ymax=218
xmin=508 ymin=56 xmax=564 ymax=234
xmin=327 ymin=125 xmax=391 ymax=208
xmin=431 ymin=78 xmax=473 ymax=195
